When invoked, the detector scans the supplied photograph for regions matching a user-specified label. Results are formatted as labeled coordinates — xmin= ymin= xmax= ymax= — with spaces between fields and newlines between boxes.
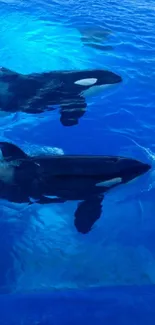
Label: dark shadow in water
xmin=77 ymin=26 xmax=114 ymax=51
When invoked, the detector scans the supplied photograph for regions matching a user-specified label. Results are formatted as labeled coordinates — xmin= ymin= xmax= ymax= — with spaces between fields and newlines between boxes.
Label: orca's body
xmin=78 ymin=26 xmax=114 ymax=51
xmin=0 ymin=67 xmax=122 ymax=126
xmin=0 ymin=142 xmax=151 ymax=233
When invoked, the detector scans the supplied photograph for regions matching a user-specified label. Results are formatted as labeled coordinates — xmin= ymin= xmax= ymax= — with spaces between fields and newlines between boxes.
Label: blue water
xmin=1 ymin=286 xmax=155 ymax=325
xmin=0 ymin=0 xmax=155 ymax=313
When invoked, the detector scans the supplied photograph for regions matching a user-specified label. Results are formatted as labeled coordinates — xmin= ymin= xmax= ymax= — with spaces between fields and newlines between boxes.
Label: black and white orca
xmin=0 ymin=67 xmax=122 ymax=126
xmin=0 ymin=142 xmax=151 ymax=234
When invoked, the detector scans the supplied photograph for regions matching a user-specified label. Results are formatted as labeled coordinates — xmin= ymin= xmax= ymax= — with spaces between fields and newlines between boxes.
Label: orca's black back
xmin=33 ymin=155 xmax=120 ymax=177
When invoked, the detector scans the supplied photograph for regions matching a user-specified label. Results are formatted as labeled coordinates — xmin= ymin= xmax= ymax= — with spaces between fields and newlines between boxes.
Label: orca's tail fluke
xmin=74 ymin=195 xmax=104 ymax=234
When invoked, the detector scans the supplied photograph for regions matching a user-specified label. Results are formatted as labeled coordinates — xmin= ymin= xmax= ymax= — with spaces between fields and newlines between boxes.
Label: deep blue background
xmin=1 ymin=286 xmax=155 ymax=325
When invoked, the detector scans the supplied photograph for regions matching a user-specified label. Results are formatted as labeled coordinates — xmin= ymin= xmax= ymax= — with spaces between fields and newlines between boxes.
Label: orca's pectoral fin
xmin=74 ymin=195 xmax=104 ymax=234
xmin=60 ymin=96 xmax=87 ymax=126
xmin=0 ymin=142 xmax=28 ymax=161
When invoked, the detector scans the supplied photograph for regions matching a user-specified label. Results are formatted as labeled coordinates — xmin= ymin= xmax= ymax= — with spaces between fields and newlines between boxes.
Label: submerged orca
xmin=0 ymin=142 xmax=151 ymax=234
xmin=0 ymin=67 xmax=122 ymax=126
xmin=77 ymin=27 xmax=114 ymax=51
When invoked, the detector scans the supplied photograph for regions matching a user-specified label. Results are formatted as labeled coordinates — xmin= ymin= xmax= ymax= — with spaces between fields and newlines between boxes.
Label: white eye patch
xmin=43 ymin=195 xmax=59 ymax=199
xmin=96 ymin=177 xmax=122 ymax=188
xmin=74 ymin=78 xmax=97 ymax=86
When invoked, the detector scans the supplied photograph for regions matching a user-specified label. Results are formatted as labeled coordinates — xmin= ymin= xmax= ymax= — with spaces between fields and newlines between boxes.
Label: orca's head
xmin=95 ymin=156 xmax=151 ymax=190
xmin=89 ymin=69 xmax=122 ymax=86
xmin=116 ymin=157 xmax=151 ymax=184
xmin=74 ymin=69 xmax=122 ymax=98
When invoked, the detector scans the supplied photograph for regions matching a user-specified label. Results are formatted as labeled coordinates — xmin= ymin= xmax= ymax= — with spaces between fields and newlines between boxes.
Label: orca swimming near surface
xmin=0 ymin=66 xmax=122 ymax=126
xmin=77 ymin=26 xmax=114 ymax=51
xmin=0 ymin=142 xmax=151 ymax=234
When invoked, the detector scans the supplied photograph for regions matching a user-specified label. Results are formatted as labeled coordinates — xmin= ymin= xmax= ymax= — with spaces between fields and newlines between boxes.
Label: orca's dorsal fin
xmin=0 ymin=67 xmax=19 ymax=78
xmin=0 ymin=142 xmax=28 ymax=161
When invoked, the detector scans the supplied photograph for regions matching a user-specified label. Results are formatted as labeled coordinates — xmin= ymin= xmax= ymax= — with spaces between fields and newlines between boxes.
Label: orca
xmin=0 ymin=66 xmax=122 ymax=126
xmin=0 ymin=142 xmax=151 ymax=234
xmin=77 ymin=26 xmax=114 ymax=51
